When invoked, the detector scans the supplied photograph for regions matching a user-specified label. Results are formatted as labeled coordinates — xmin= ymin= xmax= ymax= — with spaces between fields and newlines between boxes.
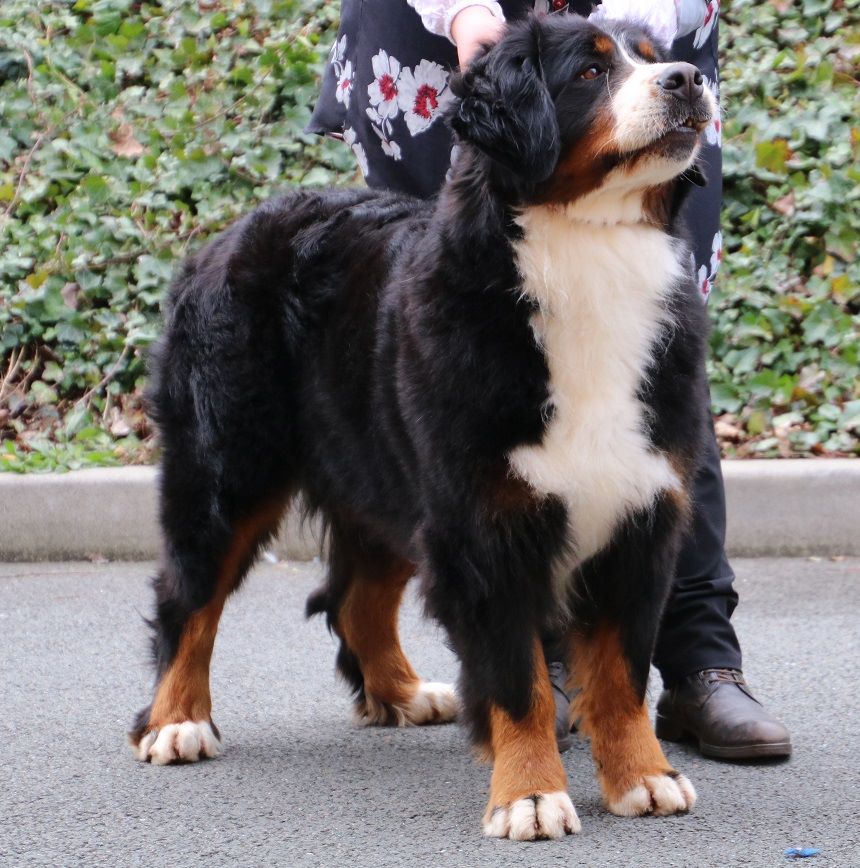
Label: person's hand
xmin=451 ymin=5 xmax=505 ymax=69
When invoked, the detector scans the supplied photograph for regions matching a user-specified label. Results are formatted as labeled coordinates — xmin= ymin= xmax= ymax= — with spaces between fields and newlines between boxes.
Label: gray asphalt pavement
xmin=1 ymin=558 xmax=858 ymax=867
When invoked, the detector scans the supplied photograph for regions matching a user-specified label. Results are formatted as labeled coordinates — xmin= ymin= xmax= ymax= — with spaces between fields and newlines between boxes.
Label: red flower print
xmin=368 ymin=51 xmax=402 ymax=121
xmin=397 ymin=59 xmax=453 ymax=135
xmin=413 ymin=84 xmax=438 ymax=119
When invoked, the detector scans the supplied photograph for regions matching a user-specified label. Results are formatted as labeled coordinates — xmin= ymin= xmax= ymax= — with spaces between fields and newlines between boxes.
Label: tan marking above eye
xmin=593 ymin=34 xmax=615 ymax=55
xmin=637 ymin=40 xmax=656 ymax=60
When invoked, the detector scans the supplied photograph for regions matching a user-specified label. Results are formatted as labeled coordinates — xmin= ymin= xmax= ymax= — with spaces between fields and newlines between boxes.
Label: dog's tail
xmin=149 ymin=189 xmax=375 ymax=424
xmin=145 ymin=190 xmax=372 ymax=524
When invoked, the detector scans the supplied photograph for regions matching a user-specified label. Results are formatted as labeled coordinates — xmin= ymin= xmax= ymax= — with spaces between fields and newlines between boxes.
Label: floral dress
xmin=307 ymin=0 xmax=723 ymax=297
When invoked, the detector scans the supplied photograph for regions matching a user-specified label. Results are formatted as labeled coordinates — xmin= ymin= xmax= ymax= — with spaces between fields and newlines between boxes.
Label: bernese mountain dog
xmin=130 ymin=13 xmax=717 ymax=842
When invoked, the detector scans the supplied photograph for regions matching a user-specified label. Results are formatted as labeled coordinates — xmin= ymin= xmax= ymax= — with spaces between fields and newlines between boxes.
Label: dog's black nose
xmin=657 ymin=63 xmax=704 ymax=103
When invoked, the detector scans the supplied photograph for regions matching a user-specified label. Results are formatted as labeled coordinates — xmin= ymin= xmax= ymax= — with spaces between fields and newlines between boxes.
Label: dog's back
xmin=146 ymin=186 xmax=427 ymax=525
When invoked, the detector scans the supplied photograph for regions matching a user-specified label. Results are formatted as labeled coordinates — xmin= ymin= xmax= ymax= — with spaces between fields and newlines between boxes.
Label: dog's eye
xmin=579 ymin=65 xmax=604 ymax=80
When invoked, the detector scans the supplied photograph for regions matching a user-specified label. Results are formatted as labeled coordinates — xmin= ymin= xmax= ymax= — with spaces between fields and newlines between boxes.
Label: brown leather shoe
xmin=656 ymin=669 xmax=792 ymax=760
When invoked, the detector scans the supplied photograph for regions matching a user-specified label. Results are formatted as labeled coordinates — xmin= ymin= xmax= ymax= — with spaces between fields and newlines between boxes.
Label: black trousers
xmin=654 ymin=423 xmax=742 ymax=685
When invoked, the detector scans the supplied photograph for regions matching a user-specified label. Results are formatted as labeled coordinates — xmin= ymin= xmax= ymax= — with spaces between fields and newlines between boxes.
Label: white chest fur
xmin=509 ymin=205 xmax=684 ymax=567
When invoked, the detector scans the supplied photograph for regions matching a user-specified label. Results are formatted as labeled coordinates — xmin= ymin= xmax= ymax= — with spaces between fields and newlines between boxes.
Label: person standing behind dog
xmin=307 ymin=0 xmax=792 ymax=761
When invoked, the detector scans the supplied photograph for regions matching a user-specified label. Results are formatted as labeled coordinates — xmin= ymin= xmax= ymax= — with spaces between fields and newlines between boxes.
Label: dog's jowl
xmin=130 ymin=15 xmax=715 ymax=842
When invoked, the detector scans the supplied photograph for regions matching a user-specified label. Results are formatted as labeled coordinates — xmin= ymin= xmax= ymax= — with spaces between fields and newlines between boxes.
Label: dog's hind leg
xmin=129 ymin=485 xmax=289 ymax=764
xmin=129 ymin=230 xmax=297 ymax=763
xmin=307 ymin=525 xmax=458 ymax=727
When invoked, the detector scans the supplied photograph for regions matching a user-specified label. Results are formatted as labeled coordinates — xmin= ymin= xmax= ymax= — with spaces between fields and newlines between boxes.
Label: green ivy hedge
xmin=1 ymin=0 xmax=858 ymax=471
xmin=715 ymin=0 xmax=859 ymax=456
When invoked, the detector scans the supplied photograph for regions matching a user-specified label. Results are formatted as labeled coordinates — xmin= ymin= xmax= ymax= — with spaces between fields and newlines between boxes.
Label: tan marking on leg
xmin=570 ymin=625 xmax=686 ymax=809
xmin=485 ymin=640 xmax=568 ymax=812
xmin=482 ymin=640 xmax=579 ymax=839
xmin=146 ymin=501 xmax=286 ymax=733
xmin=337 ymin=560 xmax=419 ymax=709
xmin=147 ymin=601 xmax=223 ymax=729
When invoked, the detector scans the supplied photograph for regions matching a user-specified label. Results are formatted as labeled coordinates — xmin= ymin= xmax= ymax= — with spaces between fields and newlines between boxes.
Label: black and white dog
xmin=131 ymin=14 xmax=716 ymax=842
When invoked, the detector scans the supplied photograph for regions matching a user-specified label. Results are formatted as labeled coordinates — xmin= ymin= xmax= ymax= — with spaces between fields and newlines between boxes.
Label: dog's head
xmin=450 ymin=14 xmax=716 ymax=209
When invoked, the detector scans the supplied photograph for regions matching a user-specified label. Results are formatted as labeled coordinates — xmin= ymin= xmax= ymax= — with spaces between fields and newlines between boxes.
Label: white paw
xmin=607 ymin=773 xmax=696 ymax=817
xmin=404 ymin=682 xmax=459 ymax=725
xmin=484 ymin=791 xmax=581 ymax=841
xmin=359 ymin=681 xmax=459 ymax=727
xmin=131 ymin=721 xmax=222 ymax=765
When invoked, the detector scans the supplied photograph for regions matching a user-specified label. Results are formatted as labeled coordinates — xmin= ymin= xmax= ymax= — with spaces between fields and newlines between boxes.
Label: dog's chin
xmin=621 ymin=122 xmax=706 ymax=187
xmin=647 ymin=122 xmax=705 ymax=160
xmin=626 ymin=110 xmax=710 ymax=160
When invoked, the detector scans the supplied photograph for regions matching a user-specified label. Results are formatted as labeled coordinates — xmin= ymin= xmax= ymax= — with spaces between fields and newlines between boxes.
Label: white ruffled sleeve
xmin=406 ymin=0 xmax=506 ymax=45
xmin=593 ymin=0 xmax=711 ymax=48
xmin=591 ymin=0 xmax=678 ymax=48
xmin=675 ymin=0 xmax=711 ymax=39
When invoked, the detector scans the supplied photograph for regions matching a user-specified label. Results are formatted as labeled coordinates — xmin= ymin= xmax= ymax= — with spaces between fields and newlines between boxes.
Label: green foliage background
xmin=1 ymin=0 xmax=858 ymax=471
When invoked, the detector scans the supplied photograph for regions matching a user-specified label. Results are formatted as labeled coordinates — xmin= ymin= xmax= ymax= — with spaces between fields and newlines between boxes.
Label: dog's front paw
xmin=131 ymin=720 xmax=222 ymax=765
xmin=483 ymin=791 xmax=581 ymax=841
xmin=607 ymin=772 xmax=696 ymax=817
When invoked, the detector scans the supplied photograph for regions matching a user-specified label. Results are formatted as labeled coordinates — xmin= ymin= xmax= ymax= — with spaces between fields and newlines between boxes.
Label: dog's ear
xmin=449 ymin=20 xmax=560 ymax=183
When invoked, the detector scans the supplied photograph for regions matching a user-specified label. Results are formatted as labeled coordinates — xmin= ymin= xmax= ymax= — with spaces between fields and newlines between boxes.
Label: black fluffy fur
xmin=136 ymin=14 xmax=710 ymax=749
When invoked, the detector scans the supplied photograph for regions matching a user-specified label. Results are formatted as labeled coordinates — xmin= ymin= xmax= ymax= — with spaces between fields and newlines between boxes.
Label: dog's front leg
xmin=421 ymin=498 xmax=576 ymax=840
xmin=568 ymin=494 xmax=697 ymax=816
xmin=570 ymin=623 xmax=697 ymax=816
xmin=481 ymin=637 xmax=580 ymax=841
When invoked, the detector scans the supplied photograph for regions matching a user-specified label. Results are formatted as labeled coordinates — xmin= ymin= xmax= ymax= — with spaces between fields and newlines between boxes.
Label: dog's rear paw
xmin=607 ymin=772 xmax=696 ymax=817
xmin=359 ymin=681 xmax=459 ymax=726
xmin=405 ymin=681 xmax=459 ymax=724
xmin=484 ymin=791 xmax=581 ymax=841
xmin=131 ymin=721 xmax=222 ymax=765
